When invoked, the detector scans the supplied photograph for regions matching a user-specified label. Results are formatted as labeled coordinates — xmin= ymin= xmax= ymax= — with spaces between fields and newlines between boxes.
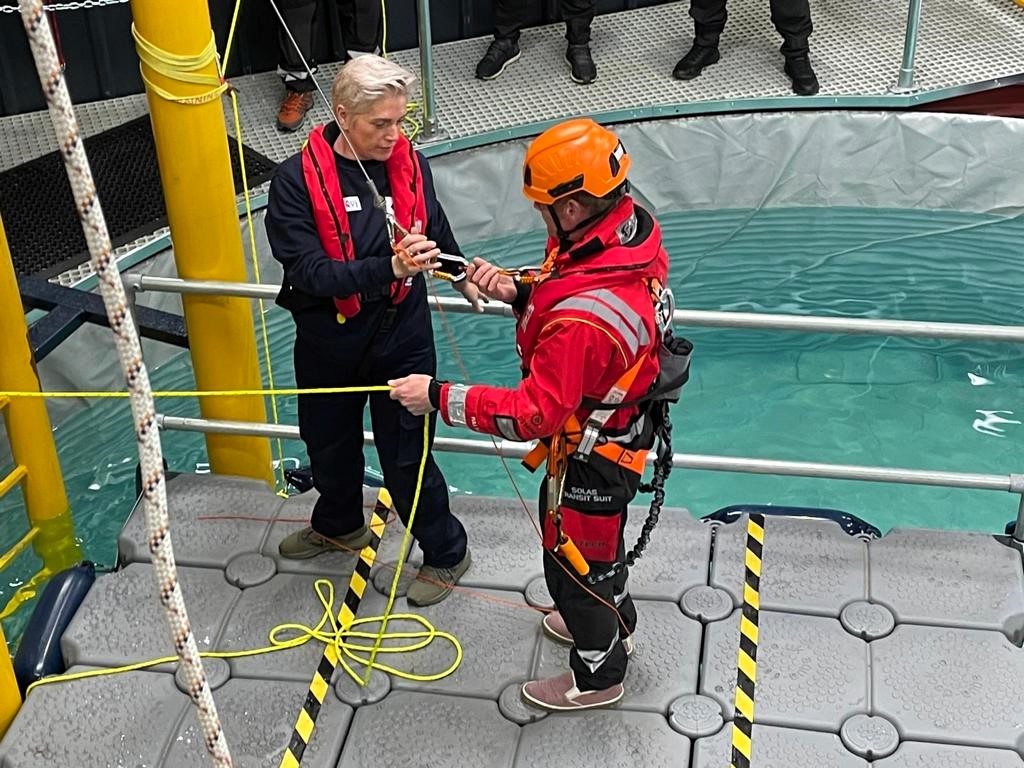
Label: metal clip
xmin=655 ymin=286 xmax=675 ymax=335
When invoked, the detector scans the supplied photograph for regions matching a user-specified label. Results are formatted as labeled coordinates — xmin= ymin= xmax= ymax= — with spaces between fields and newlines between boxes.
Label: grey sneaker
xmin=406 ymin=548 xmax=472 ymax=606
xmin=542 ymin=610 xmax=634 ymax=656
xmin=521 ymin=671 xmax=623 ymax=711
xmin=277 ymin=525 xmax=372 ymax=560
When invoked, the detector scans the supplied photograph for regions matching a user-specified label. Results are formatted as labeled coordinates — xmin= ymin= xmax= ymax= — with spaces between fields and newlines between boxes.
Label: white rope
xmin=1 ymin=0 xmax=128 ymax=12
xmin=16 ymin=2 xmax=233 ymax=766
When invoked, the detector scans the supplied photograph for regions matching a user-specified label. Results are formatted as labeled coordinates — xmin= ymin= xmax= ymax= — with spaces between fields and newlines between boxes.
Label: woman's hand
xmin=454 ymin=278 xmax=487 ymax=313
xmin=391 ymin=222 xmax=440 ymax=278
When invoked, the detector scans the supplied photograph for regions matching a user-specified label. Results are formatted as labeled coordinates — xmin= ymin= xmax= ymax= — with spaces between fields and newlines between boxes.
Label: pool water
xmin=3 ymin=205 xmax=1023 ymax=646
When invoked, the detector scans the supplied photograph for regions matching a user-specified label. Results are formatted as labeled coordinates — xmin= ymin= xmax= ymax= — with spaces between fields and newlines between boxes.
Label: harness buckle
xmin=654 ymin=285 xmax=675 ymax=336
xmin=575 ymin=422 xmax=601 ymax=462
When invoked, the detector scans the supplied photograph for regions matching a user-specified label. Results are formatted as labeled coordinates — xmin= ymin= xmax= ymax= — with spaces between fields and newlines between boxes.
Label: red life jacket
xmin=301 ymin=124 xmax=427 ymax=319
xmin=516 ymin=196 xmax=668 ymax=430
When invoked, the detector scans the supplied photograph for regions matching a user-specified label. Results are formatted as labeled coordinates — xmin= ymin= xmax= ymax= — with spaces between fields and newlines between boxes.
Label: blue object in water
xmin=13 ymin=561 xmax=95 ymax=694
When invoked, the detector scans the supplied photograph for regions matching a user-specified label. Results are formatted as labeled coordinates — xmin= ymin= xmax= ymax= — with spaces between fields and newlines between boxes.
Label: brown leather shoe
xmin=276 ymin=91 xmax=314 ymax=132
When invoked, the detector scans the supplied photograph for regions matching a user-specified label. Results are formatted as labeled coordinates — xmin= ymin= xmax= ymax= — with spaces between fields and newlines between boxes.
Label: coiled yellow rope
xmin=5 ymin=386 xmax=465 ymax=694
xmin=26 ymin=578 xmax=462 ymax=696
xmin=131 ymin=25 xmax=228 ymax=106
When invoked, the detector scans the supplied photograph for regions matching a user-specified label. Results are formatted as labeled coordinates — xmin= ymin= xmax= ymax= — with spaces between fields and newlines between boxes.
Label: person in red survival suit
xmin=390 ymin=118 xmax=668 ymax=711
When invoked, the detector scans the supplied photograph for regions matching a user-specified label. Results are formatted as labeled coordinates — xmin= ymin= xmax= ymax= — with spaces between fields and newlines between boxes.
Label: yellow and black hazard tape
xmin=730 ymin=512 xmax=765 ymax=768
xmin=280 ymin=487 xmax=391 ymax=768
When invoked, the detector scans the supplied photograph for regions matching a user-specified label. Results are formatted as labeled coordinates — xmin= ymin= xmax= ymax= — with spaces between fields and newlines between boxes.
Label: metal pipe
xmin=157 ymin=414 xmax=1016 ymax=493
xmin=126 ymin=274 xmax=1024 ymax=343
xmin=1013 ymin=494 xmax=1024 ymax=543
xmin=416 ymin=0 xmax=438 ymax=139
xmin=893 ymin=0 xmax=924 ymax=93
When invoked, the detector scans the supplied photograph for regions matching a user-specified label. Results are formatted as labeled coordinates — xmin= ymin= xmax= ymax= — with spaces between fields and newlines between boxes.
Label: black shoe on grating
xmin=784 ymin=55 xmax=820 ymax=96
xmin=672 ymin=43 xmax=721 ymax=80
xmin=475 ymin=38 xmax=521 ymax=80
xmin=565 ymin=44 xmax=597 ymax=85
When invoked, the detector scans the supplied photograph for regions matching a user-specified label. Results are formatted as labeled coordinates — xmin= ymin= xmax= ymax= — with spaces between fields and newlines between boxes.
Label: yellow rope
xmin=24 ymin=404 xmax=462 ymax=694
xmin=26 ymin=580 xmax=462 ymax=695
xmin=130 ymin=24 xmax=228 ymax=105
xmin=0 ymin=386 xmax=390 ymax=399
xmin=374 ymin=0 xmax=421 ymax=143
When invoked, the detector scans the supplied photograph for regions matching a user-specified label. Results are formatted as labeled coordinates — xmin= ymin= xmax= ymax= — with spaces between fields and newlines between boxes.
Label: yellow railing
xmin=0 ymin=211 xmax=82 ymax=735
xmin=0 ymin=464 xmax=28 ymax=500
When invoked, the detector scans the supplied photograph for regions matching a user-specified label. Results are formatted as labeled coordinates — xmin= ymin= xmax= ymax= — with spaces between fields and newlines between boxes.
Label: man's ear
xmin=560 ymin=197 xmax=583 ymax=225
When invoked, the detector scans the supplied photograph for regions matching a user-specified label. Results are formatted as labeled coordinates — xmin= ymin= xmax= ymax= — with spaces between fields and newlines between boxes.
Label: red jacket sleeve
xmin=438 ymin=318 xmax=630 ymax=440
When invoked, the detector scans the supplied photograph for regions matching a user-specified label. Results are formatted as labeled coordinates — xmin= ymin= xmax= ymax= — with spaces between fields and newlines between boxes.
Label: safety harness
xmin=521 ymin=274 xmax=692 ymax=583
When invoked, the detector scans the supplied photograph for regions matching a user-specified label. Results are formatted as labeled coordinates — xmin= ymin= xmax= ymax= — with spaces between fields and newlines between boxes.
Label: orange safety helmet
xmin=522 ymin=118 xmax=630 ymax=206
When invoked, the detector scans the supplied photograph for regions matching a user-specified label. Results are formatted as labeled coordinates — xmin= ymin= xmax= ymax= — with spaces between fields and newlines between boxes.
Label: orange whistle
xmin=557 ymin=534 xmax=590 ymax=576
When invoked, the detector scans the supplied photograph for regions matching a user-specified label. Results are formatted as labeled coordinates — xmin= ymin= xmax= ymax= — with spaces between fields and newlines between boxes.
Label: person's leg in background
xmin=276 ymin=0 xmax=319 ymax=131
xmin=673 ymin=0 xmax=726 ymax=80
xmin=475 ymin=0 xmax=528 ymax=80
xmin=770 ymin=0 xmax=818 ymax=95
xmin=337 ymin=0 xmax=382 ymax=57
xmin=561 ymin=0 xmax=597 ymax=84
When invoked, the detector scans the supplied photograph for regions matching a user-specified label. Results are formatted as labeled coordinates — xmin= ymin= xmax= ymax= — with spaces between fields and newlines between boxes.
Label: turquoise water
xmin=3 ymin=205 xmax=1023 ymax=645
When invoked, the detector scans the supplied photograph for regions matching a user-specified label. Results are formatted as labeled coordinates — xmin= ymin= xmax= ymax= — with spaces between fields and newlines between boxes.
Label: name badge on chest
xmin=343 ymin=196 xmax=362 ymax=212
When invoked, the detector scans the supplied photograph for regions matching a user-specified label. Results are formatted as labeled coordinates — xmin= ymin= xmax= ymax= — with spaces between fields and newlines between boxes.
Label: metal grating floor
xmin=1 ymin=0 xmax=1022 ymax=285
xmin=1 ymin=473 xmax=1023 ymax=766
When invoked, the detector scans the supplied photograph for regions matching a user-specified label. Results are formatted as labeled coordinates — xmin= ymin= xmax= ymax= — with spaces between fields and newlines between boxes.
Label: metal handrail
xmin=156 ymin=414 xmax=1023 ymax=493
xmin=124 ymin=274 xmax=1024 ymax=540
xmin=893 ymin=0 xmax=924 ymax=93
xmin=124 ymin=274 xmax=1024 ymax=343
xmin=157 ymin=414 xmax=1024 ymax=537
xmin=416 ymin=0 xmax=439 ymax=140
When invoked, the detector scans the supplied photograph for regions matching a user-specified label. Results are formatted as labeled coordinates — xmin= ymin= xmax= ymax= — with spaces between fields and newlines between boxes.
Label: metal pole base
xmin=414 ymin=125 xmax=450 ymax=146
xmin=889 ymin=69 xmax=920 ymax=94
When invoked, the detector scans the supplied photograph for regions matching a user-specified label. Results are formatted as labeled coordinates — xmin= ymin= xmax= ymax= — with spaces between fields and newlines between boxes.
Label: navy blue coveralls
xmin=265 ymin=125 xmax=468 ymax=568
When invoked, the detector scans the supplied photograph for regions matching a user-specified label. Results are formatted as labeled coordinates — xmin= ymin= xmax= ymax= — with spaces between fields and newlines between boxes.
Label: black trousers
xmin=493 ymin=0 xmax=596 ymax=45
xmin=278 ymin=0 xmax=383 ymax=89
xmin=293 ymin=325 xmax=468 ymax=569
xmin=540 ymin=453 xmax=642 ymax=691
xmin=690 ymin=0 xmax=813 ymax=57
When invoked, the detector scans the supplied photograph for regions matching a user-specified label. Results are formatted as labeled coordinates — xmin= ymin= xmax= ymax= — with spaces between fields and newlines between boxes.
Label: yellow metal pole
xmin=0 ymin=213 xmax=80 ymax=572
xmin=0 ymin=620 xmax=19 ymax=737
xmin=130 ymin=0 xmax=273 ymax=484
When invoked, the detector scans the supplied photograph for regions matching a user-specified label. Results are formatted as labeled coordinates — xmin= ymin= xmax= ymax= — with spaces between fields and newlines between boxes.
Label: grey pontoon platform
xmin=1 ymin=473 xmax=1023 ymax=766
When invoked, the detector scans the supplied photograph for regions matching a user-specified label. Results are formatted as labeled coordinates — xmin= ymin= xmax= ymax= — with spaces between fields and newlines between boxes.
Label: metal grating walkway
xmin=3 ymin=0 xmax=1024 ymax=171
xmin=1 ymin=0 xmax=1022 ymax=285
xmin=1 ymin=473 xmax=1023 ymax=766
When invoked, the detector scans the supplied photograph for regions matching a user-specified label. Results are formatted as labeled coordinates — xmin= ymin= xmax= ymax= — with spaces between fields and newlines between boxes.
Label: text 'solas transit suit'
xmin=438 ymin=195 xmax=667 ymax=689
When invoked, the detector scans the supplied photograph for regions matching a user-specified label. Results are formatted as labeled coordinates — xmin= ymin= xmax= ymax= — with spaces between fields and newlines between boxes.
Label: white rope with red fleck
xmin=17 ymin=2 xmax=232 ymax=765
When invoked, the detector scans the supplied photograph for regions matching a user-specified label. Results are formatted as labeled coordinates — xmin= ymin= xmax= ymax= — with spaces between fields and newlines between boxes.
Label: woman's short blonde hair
xmin=331 ymin=55 xmax=416 ymax=114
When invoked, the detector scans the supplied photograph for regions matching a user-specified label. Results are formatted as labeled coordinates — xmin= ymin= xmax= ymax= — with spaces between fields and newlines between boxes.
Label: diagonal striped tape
xmin=279 ymin=487 xmax=391 ymax=768
xmin=730 ymin=512 xmax=764 ymax=768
